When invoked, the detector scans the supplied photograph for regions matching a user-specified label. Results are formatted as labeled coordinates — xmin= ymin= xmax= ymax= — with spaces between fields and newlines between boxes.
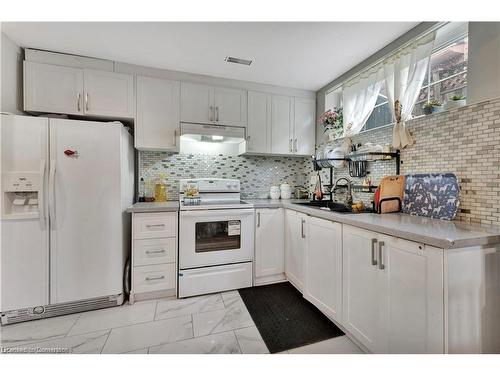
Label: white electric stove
xmin=178 ymin=178 xmax=254 ymax=298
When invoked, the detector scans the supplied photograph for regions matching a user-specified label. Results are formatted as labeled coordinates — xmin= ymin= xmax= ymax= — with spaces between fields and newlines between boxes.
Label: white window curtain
xmin=343 ymin=68 xmax=383 ymax=137
xmin=384 ymin=31 xmax=436 ymax=149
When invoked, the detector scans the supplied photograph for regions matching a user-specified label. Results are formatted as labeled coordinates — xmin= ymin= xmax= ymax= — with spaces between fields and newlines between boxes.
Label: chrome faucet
xmin=332 ymin=177 xmax=353 ymax=206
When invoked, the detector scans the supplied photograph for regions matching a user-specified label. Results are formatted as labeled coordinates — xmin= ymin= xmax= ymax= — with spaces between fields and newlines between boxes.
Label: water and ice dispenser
xmin=2 ymin=172 xmax=42 ymax=218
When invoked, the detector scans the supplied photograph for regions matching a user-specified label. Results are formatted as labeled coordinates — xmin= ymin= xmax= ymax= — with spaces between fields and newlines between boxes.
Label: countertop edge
xmin=126 ymin=202 xmax=179 ymax=213
xmin=125 ymin=199 xmax=500 ymax=250
xmin=247 ymin=199 xmax=500 ymax=250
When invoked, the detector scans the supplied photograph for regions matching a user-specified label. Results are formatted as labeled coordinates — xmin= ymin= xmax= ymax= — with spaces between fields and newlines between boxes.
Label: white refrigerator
xmin=0 ymin=114 xmax=134 ymax=324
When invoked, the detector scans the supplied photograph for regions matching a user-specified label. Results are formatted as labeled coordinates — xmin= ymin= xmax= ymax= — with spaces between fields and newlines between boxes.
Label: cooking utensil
xmin=348 ymin=160 xmax=368 ymax=177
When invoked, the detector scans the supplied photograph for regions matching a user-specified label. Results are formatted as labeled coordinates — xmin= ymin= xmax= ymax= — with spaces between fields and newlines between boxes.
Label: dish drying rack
xmin=311 ymin=150 xmax=401 ymax=202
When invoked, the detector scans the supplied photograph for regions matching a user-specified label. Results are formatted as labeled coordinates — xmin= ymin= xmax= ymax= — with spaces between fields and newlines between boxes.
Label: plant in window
xmin=444 ymin=94 xmax=466 ymax=110
xmin=423 ymin=99 xmax=442 ymax=115
xmin=319 ymin=107 xmax=343 ymax=141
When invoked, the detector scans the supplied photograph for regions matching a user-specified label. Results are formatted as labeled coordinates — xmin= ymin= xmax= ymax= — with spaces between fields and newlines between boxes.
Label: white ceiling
xmin=2 ymin=22 xmax=418 ymax=91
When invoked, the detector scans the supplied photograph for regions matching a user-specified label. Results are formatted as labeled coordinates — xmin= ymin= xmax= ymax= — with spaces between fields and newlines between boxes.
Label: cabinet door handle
xmin=294 ymin=138 xmax=298 ymax=152
xmin=145 ymin=275 xmax=165 ymax=282
xmin=146 ymin=223 xmax=165 ymax=228
xmin=378 ymin=241 xmax=385 ymax=270
xmin=371 ymin=238 xmax=378 ymax=266
xmin=85 ymin=93 xmax=89 ymax=111
xmin=173 ymin=130 xmax=177 ymax=147
xmin=216 ymin=106 xmax=219 ymax=122
xmin=289 ymin=139 xmax=293 ymax=152
xmin=146 ymin=249 xmax=166 ymax=255
xmin=301 ymin=218 xmax=306 ymax=238
xmin=209 ymin=106 xmax=213 ymax=122
xmin=77 ymin=93 xmax=81 ymax=112
xmin=257 ymin=212 xmax=261 ymax=227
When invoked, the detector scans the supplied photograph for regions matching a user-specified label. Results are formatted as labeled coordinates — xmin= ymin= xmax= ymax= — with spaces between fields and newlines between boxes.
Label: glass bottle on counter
xmin=138 ymin=178 xmax=145 ymax=202
xmin=154 ymin=173 xmax=168 ymax=202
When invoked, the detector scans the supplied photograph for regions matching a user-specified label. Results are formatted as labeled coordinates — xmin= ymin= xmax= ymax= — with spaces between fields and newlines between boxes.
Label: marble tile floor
xmin=0 ymin=291 xmax=364 ymax=354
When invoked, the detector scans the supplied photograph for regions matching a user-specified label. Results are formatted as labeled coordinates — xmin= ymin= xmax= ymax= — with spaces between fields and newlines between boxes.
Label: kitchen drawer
xmin=133 ymin=263 xmax=176 ymax=294
xmin=133 ymin=212 xmax=177 ymax=239
xmin=133 ymin=238 xmax=176 ymax=266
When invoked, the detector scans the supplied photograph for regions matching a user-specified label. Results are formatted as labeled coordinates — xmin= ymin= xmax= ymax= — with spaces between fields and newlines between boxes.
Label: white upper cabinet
xmin=83 ymin=69 xmax=134 ymax=118
xmin=135 ymin=76 xmax=180 ymax=152
xmin=180 ymin=82 xmax=214 ymax=124
xmin=271 ymin=95 xmax=294 ymax=154
xmin=304 ymin=216 xmax=343 ymax=323
xmin=214 ymin=87 xmax=247 ymax=127
xmin=245 ymin=91 xmax=271 ymax=153
xmin=254 ymin=208 xmax=285 ymax=284
xmin=294 ymin=97 xmax=316 ymax=156
xmin=284 ymin=209 xmax=306 ymax=292
xmin=23 ymin=61 xmax=134 ymax=119
xmin=24 ymin=61 xmax=84 ymax=115
xmin=180 ymin=82 xmax=246 ymax=127
xmin=242 ymin=93 xmax=315 ymax=156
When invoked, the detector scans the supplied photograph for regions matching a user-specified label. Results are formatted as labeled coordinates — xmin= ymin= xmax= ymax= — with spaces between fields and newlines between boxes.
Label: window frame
xmin=418 ymin=33 xmax=468 ymax=108
xmin=325 ymin=26 xmax=469 ymax=134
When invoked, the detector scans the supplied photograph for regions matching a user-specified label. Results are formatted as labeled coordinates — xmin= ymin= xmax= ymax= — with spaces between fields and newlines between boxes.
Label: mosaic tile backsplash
xmin=139 ymin=96 xmax=500 ymax=227
xmin=313 ymin=96 xmax=500 ymax=227
xmin=139 ymin=152 xmax=310 ymax=199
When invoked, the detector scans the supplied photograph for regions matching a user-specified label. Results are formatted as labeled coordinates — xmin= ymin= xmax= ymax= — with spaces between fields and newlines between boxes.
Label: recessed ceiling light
xmin=224 ymin=56 xmax=252 ymax=66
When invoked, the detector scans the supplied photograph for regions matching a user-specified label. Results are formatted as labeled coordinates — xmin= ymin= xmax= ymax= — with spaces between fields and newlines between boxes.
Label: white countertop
xmin=126 ymin=201 xmax=179 ymax=213
xmin=245 ymin=199 xmax=500 ymax=249
xmin=126 ymin=199 xmax=500 ymax=249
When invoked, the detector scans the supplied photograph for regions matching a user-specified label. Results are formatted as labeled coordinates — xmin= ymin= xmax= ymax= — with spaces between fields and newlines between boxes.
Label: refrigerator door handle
xmin=49 ymin=159 xmax=56 ymax=228
xmin=39 ymin=159 xmax=47 ymax=229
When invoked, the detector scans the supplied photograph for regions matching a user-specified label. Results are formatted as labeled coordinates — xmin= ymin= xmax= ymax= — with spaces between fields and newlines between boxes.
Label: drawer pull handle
xmin=146 ymin=224 xmax=165 ymax=228
xmin=146 ymin=249 xmax=166 ymax=255
xmin=371 ymin=238 xmax=378 ymax=266
xmin=378 ymin=241 xmax=385 ymax=270
xmin=145 ymin=275 xmax=165 ymax=282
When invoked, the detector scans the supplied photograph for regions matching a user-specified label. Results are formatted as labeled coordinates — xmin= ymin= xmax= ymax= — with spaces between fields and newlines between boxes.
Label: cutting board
xmin=402 ymin=173 xmax=460 ymax=220
xmin=378 ymin=175 xmax=405 ymax=213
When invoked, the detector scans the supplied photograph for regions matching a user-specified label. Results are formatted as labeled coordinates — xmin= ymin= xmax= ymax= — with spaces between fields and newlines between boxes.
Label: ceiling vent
xmin=224 ymin=56 xmax=252 ymax=66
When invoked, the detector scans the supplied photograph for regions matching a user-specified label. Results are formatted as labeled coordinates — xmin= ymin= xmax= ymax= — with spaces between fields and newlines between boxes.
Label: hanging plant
xmin=319 ymin=107 xmax=343 ymax=141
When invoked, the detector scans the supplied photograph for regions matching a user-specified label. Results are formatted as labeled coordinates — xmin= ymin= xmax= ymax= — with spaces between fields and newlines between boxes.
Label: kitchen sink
xmin=297 ymin=201 xmax=373 ymax=214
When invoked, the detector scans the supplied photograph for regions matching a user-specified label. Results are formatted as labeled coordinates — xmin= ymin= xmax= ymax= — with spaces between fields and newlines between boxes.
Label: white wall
xmin=0 ymin=32 xmax=24 ymax=114
xmin=468 ymin=22 xmax=500 ymax=104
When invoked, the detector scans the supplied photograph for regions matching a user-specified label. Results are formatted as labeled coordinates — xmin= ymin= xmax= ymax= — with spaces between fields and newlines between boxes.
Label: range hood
xmin=180 ymin=123 xmax=246 ymax=144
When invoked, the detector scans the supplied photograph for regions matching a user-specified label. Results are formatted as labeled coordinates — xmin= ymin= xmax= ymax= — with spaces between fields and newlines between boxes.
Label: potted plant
xmin=319 ymin=107 xmax=343 ymax=141
xmin=444 ymin=95 xmax=466 ymax=110
xmin=423 ymin=99 xmax=442 ymax=115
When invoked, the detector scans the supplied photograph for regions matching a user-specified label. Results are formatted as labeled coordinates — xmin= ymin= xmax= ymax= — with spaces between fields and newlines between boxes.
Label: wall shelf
xmin=313 ymin=150 xmax=401 ymax=175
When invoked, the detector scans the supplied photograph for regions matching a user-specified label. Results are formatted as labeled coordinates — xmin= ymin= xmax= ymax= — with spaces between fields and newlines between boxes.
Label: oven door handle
xmin=180 ymin=208 xmax=255 ymax=217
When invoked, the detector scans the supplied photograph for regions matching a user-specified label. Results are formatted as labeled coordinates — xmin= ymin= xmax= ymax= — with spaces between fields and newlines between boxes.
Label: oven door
xmin=179 ymin=208 xmax=254 ymax=269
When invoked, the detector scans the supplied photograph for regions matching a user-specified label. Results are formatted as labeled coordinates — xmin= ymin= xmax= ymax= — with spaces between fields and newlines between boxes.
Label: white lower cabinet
xmin=303 ymin=216 xmax=343 ymax=323
xmin=342 ymin=225 xmax=383 ymax=352
xmin=130 ymin=212 xmax=178 ymax=302
xmin=284 ymin=209 xmax=307 ymax=292
xmin=379 ymin=235 xmax=444 ymax=353
xmin=342 ymin=224 xmax=444 ymax=353
xmin=254 ymin=208 xmax=285 ymax=284
xmin=264 ymin=208 xmax=496 ymax=353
